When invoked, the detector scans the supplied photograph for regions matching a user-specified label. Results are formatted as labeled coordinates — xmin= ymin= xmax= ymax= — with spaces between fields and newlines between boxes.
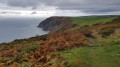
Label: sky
xmin=0 ymin=0 xmax=120 ymax=17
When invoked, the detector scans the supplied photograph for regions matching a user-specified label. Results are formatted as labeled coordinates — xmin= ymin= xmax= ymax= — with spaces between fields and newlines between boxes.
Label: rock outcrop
xmin=38 ymin=17 xmax=71 ymax=31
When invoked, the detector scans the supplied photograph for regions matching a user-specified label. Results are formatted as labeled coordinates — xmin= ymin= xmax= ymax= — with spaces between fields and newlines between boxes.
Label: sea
xmin=0 ymin=17 xmax=49 ymax=43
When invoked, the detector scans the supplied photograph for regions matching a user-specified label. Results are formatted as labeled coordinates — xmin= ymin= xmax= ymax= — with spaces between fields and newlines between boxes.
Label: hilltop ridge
xmin=38 ymin=15 xmax=119 ymax=32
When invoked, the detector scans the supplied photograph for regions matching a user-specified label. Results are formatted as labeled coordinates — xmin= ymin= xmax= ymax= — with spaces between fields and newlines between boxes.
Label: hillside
xmin=0 ymin=16 xmax=120 ymax=67
xmin=38 ymin=17 xmax=72 ymax=32
xmin=38 ymin=16 xmax=117 ymax=32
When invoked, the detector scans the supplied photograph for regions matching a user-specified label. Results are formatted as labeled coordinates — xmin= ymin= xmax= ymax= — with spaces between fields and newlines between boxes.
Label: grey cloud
xmin=1 ymin=12 xmax=7 ymax=14
xmin=7 ymin=0 xmax=40 ymax=7
xmin=31 ymin=12 xmax=37 ymax=15
xmin=52 ymin=0 xmax=120 ymax=13
xmin=32 ymin=7 xmax=37 ymax=10
xmin=6 ymin=0 xmax=120 ymax=14
xmin=0 ymin=11 xmax=21 ymax=14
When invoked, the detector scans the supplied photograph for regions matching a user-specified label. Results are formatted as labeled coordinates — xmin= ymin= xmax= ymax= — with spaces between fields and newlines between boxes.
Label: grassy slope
xmin=59 ymin=16 xmax=120 ymax=67
xmin=71 ymin=17 xmax=116 ymax=26
xmin=60 ymin=45 xmax=120 ymax=67
xmin=0 ymin=16 xmax=120 ymax=67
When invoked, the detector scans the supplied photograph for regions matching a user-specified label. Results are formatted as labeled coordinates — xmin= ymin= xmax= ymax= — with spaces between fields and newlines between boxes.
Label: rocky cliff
xmin=38 ymin=17 xmax=71 ymax=31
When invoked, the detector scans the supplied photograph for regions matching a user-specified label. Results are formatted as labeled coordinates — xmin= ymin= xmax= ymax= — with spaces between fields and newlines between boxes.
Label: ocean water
xmin=0 ymin=17 xmax=48 ymax=43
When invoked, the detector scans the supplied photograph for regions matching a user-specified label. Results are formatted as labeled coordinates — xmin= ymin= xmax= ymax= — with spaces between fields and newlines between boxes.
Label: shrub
xmin=20 ymin=62 xmax=33 ymax=67
xmin=14 ymin=45 xmax=39 ymax=62
xmin=78 ymin=28 xmax=92 ymax=37
xmin=93 ymin=22 xmax=103 ymax=26
xmin=22 ymin=45 xmax=39 ymax=53
xmin=98 ymin=27 xmax=115 ymax=37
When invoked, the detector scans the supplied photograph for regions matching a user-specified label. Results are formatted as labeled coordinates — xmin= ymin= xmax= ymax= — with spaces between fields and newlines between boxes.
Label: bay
xmin=0 ymin=17 xmax=48 ymax=43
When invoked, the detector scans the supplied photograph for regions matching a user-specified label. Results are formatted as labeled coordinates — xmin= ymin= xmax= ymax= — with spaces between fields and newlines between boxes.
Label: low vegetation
xmin=71 ymin=16 xmax=116 ymax=26
xmin=60 ymin=45 xmax=120 ymax=67
xmin=0 ymin=16 xmax=120 ymax=67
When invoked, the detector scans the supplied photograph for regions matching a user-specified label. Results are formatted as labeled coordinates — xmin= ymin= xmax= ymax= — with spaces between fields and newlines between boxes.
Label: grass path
xmin=60 ymin=45 xmax=120 ymax=67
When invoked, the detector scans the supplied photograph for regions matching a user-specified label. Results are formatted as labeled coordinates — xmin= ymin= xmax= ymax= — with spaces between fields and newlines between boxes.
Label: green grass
xmin=71 ymin=17 xmax=116 ymax=26
xmin=60 ymin=45 xmax=120 ymax=67
xmin=95 ymin=33 xmax=120 ymax=46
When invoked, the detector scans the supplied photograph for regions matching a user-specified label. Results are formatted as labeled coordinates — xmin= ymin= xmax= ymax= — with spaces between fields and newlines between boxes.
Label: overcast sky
xmin=0 ymin=0 xmax=120 ymax=17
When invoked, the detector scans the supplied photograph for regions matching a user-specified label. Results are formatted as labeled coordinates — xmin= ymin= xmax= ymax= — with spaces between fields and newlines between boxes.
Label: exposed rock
xmin=38 ymin=17 xmax=71 ymax=31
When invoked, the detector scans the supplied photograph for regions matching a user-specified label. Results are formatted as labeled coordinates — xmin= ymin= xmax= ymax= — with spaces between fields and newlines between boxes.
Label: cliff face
xmin=38 ymin=17 xmax=71 ymax=31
